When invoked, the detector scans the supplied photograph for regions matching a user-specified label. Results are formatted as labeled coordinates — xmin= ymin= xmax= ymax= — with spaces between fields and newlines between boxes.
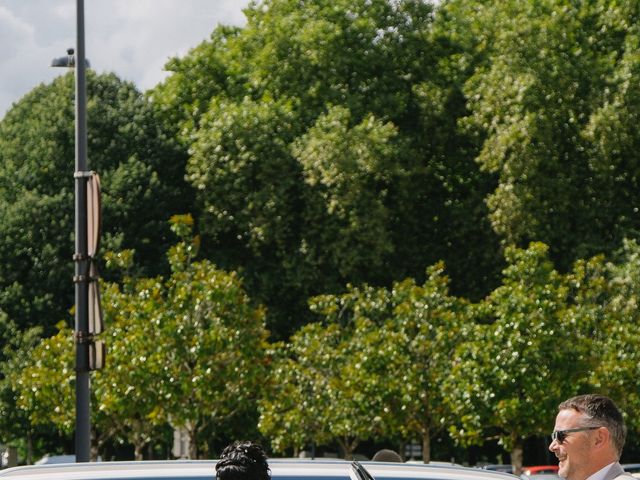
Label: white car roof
xmin=0 ymin=460 xmax=360 ymax=480
xmin=0 ymin=460 xmax=518 ymax=480
xmin=362 ymin=462 xmax=517 ymax=480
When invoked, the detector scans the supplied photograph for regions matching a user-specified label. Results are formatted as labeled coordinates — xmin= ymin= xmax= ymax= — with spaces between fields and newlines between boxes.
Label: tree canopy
xmin=441 ymin=0 xmax=640 ymax=268
xmin=4 ymin=0 xmax=640 ymax=465
xmin=151 ymin=0 xmax=501 ymax=336
xmin=0 ymin=72 xmax=191 ymax=333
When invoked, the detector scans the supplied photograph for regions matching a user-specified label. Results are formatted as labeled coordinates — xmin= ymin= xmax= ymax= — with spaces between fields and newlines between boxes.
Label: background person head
xmin=549 ymin=394 xmax=626 ymax=480
xmin=372 ymin=449 xmax=403 ymax=462
xmin=215 ymin=441 xmax=271 ymax=480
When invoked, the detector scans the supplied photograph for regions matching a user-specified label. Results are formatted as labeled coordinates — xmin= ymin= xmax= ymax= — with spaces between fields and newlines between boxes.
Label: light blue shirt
xmin=586 ymin=462 xmax=618 ymax=480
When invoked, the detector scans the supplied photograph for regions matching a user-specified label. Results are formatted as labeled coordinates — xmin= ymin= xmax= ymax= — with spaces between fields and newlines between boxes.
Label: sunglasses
xmin=551 ymin=426 xmax=600 ymax=444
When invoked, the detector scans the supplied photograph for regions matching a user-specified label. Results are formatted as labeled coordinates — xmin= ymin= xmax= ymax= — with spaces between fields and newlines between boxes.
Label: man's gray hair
xmin=559 ymin=394 xmax=626 ymax=458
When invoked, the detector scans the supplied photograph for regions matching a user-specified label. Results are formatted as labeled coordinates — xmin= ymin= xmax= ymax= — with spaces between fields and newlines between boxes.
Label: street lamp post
xmin=51 ymin=0 xmax=91 ymax=463
xmin=73 ymin=0 xmax=91 ymax=463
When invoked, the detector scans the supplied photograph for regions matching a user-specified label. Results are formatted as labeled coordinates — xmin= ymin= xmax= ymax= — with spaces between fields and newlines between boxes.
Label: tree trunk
xmin=91 ymin=427 xmax=100 ymax=461
xmin=398 ymin=441 xmax=406 ymax=462
xmin=131 ymin=421 xmax=146 ymax=460
xmin=188 ymin=426 xmax=198 ymax=459
xmin=511 ymin=438 xmax=524 ymax=476
xmin=26 ymin=430 xmax=33 ymax=465
xmin=422 ymin=427 xmax=431 ymax=464
xmin=134 ymin=442 xmax=144 ymax=461
xmin=337 ymin=438 xmax=358 ymax=460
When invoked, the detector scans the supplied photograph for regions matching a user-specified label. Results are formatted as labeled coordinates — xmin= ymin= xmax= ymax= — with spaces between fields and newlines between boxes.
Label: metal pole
xmin=74 ymin=0 xmax=91 ymax=463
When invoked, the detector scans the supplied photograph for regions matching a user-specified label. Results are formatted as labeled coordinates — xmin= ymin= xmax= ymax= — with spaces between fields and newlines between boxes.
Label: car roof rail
xmin=352 ymin=461 xmax=375 ymax=480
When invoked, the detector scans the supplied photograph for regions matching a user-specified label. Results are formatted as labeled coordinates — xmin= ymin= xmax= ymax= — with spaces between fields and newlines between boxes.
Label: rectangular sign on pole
xmin=89 ymin=340 xmax=106 ymax=371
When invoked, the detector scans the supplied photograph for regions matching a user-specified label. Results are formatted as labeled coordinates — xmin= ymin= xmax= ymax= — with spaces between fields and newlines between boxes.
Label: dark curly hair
xmin=215 ymin=441 xmax=270 ymax=480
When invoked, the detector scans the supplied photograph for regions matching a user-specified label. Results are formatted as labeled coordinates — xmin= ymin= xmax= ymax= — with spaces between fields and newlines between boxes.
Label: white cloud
xmin=0 ymin=6 xmax=34 ymax=50
xmin=0 ymin=3 xmax=69 ymax=115
xmin=0 ymin=0 xmax=250 ymax=119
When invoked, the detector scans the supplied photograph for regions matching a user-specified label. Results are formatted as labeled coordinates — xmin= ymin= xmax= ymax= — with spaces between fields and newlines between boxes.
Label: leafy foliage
xmin=260 ymin=262 xmax=472 ymax=461
xmin=445 ymin=0 xmax=640 ymax=267
xmin=7 ymin=323 xmax=75 ymax=435
xmin=445 ymin=243 xmax=594 ymax=470
xmin=9 ymin=219 xmax=269 ymax=460
xmin=152 ymin=0 xmax=500 ymax=337
xmin=154 ymin=218 xmax=270 ymax=458
xmin=7 ymin=0 xmax=640 ymax=464
xmin=0 ymin=314 xmax=43 ymax=454
xmin=0 ymin=72 xmax=191 ymax=333
xmin=259 ymin=305 xmax=389 ymax=458
xmin=588 ymin=240 xmax=640 ymax=434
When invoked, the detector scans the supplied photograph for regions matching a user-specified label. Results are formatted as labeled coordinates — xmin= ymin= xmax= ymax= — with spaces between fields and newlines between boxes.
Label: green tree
xmin=0 ymin=71 xmax=192 ymax=333
xmin=443 ymin=0 xmax=640 ymax=267
xmin=186 ymin=96 xmax=310 ymax=337
xmin=588 ymin=240 xmax=640 ymax=434
xmin=0 ymin=314 xmax=44 ymax=463
xmin=259 ymin=319 xmax=382 ymax=458
xmin=259 ymin=283 xmax=400 ymax=457
xmin=260 ymin=264 xmax=470 ymax=462
xmin=152 ymin=0 xmax=501 ymax=337
xmin=149 ymin=216 xmax=270 ymax=458
xmin=8 ymin=310 xmax=162 ymax=461
xmin=6 ymin=322 xmax=75 ymax=459
xmin=445 ymin=243 xmax=592 ymax=472
xmin=8 ymin=217 xmax=269 ymax=460
xmin=7 ymin=303 xmax=165 ymax=461
xmin=292 ymin=106 xmax=399 ymax=282
xmin=258 ymin=335 xmax=338 ymax=456
xmin=96 ymin=275 xmax=166 ymax=460
xmin=150 ymin=25 xmax=244 ymax=143
xmin=387 ymin=263 xmax=471 ymax=462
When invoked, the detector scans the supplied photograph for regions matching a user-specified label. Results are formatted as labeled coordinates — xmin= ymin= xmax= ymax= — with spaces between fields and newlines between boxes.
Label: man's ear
xmin=594 ymin=426 xmax=610 ymax=449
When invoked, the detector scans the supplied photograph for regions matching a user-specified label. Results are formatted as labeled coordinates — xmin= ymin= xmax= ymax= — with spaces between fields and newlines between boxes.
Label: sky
xmin=0 ymin=0 xmax=251 ymax=119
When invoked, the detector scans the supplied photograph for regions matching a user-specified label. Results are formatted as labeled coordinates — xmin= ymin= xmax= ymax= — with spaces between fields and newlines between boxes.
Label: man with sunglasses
xmin=549 ymin=395 xmax=633 ymax=480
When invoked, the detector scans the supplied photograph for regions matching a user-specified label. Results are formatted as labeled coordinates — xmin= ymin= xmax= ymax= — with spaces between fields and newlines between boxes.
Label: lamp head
xmin=51 ymin=48 xmax=90 ymax=68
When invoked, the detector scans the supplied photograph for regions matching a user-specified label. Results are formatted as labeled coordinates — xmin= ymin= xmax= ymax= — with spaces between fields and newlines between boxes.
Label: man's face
xmin=549 ymin=409 xmax=597 ymax=480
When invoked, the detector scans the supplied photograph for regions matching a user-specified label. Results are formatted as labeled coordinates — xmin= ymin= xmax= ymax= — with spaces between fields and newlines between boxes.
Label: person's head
xmin=215 ymin=441 xmax=270 ymax=480
xmin=549 ymin=394 xmax=626 ymax=480
xmin=372 ymin=449 xmax=403 ymax=462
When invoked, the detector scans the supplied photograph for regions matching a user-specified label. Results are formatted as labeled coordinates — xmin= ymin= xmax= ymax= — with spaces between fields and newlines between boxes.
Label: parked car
xmin=481 ymin=465 xmax=515 ymax=475
xmin=0 ymin=459 xmax=519 ymax=480
xmin=522 ymin=466 xmax=558 ymax=476
xmin=519 ymin=466 xmax=559 ymax=480
xmin=622 ymin=464 xmax=640 ymax=478
xmin=364 ymin=462 xmax=516 ymax=480
xmin=519 ymin=474 xmax=559 ymax=480
xmin=34 ymin=455 xmax=76 ymax=465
